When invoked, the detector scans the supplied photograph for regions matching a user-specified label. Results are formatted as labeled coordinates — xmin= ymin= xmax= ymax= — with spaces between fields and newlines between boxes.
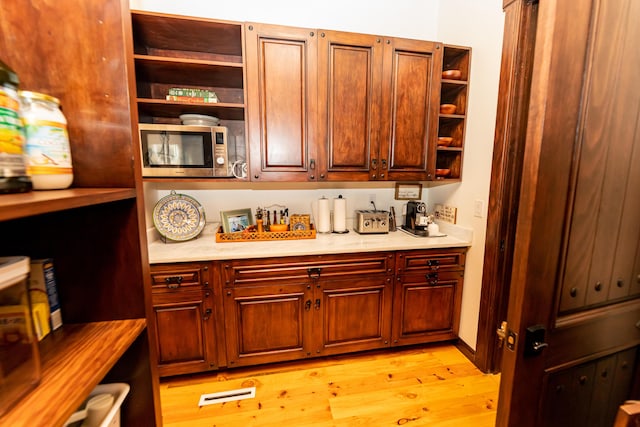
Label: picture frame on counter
xmin=394 ymin=183 xmax=422 ymax=200
xmin=221 ymin=208 xmax=254 ymax=233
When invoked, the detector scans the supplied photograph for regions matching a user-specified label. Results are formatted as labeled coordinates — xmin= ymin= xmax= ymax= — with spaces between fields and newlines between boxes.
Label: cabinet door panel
xmin=392 ymin=273 xmax=462 ymax=346
xmin=152 ymin=290 xmax=216 ymax=376
xmin=381 ymin=39 xmax=442 ymax=181
xmin=318 ymin=276 xmax=393 ymax=355
xmin=317 ymin=30 xmax=383 ymax=181
xmin=224 ymin=284 xmax=312 ymax=367
xmin=245 ymin=23 xmax=317 ymax=181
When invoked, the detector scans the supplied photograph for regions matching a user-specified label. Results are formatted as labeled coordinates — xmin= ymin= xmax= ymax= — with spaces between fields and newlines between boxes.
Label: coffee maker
xmin=402 ymin=201 xmax=429 ymax=236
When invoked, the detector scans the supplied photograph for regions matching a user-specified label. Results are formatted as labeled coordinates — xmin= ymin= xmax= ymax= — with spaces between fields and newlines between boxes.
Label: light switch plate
xmin=474 ymin=200 xmax=484 ymax=218
xmin=434 ymin=204 xmax=457 ymax=224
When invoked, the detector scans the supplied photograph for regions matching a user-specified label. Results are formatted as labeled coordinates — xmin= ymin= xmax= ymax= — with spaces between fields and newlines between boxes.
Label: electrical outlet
xmin=474 ymin=200 xmax=484 ymax=218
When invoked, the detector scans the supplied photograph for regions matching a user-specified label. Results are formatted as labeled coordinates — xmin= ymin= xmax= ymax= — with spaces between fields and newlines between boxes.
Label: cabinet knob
xmin=310 ymin=31 xmax=315 ymax=37
xmin=254 ymin=174 xmax=260 ymax=179
xmin=595 ymin=282 xmax=602 ymax=292
xmin=227 ymin=291 xmax=231 ymax=296
xmin=203 ymin=265 xmax=209 ymax=271
xmin=248 ymin=25 xmax=254 ymax=31
xmin=570 ymin=287 xmax=578 ymax=297
xmin=617 ymin=280 xmax=624 ymax=288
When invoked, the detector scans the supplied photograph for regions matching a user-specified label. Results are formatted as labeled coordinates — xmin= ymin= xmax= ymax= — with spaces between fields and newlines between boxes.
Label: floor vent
xmin=198 ymin=387 xmax=256 ymax=407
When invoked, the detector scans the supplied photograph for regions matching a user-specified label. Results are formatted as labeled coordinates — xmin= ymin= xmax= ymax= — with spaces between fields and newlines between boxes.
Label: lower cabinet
xmin=318 ymin=276 xmax=393 ymax=356
xmin=150 ymin=262 xmax=220 ymax=377
xmin=392 ymin=249 xmax=466 ymax=346
xmin=221 ymin=252 xmax=395 ymax=367
xmin=223 ymin=282 xmax=313 ymax=367
xmin=149 ymin=248 xmax=465 ymax=374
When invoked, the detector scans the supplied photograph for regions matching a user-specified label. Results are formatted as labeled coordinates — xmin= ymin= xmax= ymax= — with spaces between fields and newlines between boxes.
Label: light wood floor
xmin=160 ymin=344 xmax=500 ymax=426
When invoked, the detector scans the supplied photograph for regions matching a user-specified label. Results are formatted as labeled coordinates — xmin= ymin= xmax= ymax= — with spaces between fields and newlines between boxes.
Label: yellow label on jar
xmin=0 ymin=89 xmax=26 ymax=157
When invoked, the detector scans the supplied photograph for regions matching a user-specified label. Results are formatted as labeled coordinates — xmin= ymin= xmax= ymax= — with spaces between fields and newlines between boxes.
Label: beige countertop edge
xmin=148 ymin=221 xmax=473 ymax=264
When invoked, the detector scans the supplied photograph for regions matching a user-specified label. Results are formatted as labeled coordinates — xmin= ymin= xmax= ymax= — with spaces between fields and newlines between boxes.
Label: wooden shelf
xmin=137 ymin=98 xmax=246 ymax=121
xmin=134 ymin=56 xmax=244 ymax=88
xmin=131 ymin=11 xmax=243 ymax=58
xmin=0 ymin=320 xmax=146 ymax=427
xmin=0 ymin=188 xmax=137 ymax=222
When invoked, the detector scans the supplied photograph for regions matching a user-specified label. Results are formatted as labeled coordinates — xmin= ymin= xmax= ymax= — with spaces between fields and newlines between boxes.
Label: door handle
xmin=524 ymin=324 xmax=548 ymax=356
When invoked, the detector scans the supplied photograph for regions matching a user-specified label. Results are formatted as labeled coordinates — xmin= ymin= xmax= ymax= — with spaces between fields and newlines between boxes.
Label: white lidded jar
xmin=19 ymin=91 xmax=73 ymax=189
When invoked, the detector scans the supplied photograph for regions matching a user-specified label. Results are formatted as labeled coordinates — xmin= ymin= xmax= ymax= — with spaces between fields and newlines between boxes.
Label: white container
xmin=19 ymin=91 xmax=73 ymax=190
xmin=64 ymin=383 xmax=130 ymax=427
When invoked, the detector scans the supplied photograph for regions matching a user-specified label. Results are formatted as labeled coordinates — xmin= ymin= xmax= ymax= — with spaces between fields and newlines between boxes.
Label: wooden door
xmin=317 ymin=30 xmax=384 ymax=181
xmin=152 ymin=289 xmax=217 ymax=376
xmin=497 ymin=0 xmax=640 ymax=425
xmin=223 ymin=283 xmax=313 ymax=367
xmin=475 ymin=0 xmax=537 ymax=374
xmin=245 ymin=23 xmax=318 ymax=181
xmin=316 ymin=276 xmax=393 ymax=355
xmin=379 ymin=37 xmax=442 ymax=181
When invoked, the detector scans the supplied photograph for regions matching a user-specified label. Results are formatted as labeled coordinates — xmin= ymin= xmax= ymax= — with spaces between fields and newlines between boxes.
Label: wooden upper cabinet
xmin=245 ymin=23 xmax=318 ymax=181
xmin=380 ymin=38 xmax=442 ymax=181
xmin=317 ymin=34 xmax=442 ymax=181
xmin=317 ymin=30 xmax=384 ymax=181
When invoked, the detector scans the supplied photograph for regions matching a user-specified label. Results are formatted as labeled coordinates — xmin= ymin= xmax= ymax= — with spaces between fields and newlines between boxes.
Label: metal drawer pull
xmin=165 ymin=275 xmax=183 ymax=289
xmin=307 ymin=267 xmax=321 ymax=279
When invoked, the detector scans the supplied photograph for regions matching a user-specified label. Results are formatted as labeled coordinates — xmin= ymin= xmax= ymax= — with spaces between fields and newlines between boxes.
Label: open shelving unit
xmin=0 ymin=1 xmax=160 ymax=426
xmin=436 ymin=45 xmax=471 ymax=181
xmin=131 ymin=11 xmax=248 ymax=173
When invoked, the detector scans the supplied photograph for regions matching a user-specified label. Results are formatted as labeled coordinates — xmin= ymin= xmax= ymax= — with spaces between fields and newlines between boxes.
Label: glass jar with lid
xmin=19 ymin=91 xmax=73 ymax=190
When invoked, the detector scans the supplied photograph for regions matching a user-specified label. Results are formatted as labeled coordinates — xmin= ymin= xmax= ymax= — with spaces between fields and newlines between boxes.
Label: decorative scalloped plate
xmin=153 ymin=190 xmax=206 ymax=241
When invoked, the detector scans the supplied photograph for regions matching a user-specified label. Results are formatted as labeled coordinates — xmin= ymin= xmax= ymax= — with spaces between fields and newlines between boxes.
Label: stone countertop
xmin=148 ymin=221 xmax=473 ymax=264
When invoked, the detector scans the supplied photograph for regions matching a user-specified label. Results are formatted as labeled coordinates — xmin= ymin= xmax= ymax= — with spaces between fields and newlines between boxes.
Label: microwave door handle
xmin=161 ymin=131 xmax=170 ymax=164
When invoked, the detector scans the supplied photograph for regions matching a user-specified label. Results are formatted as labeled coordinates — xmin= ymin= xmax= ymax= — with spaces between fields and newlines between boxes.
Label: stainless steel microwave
xmin=138 ymin=123 xmax=230 ymax=177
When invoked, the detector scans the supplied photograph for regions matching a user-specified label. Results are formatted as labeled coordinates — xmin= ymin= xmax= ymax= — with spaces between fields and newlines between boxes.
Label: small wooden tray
xmin=215 ymin=226 xmax=316 ymax=243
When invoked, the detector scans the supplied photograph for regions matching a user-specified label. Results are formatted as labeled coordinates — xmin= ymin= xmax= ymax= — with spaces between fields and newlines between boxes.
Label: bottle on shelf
xmin=0 ymin=59 xmax=32 ymax=193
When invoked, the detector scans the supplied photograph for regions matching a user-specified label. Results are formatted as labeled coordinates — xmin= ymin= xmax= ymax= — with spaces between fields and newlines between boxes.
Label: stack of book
xmin=166 ymin=87 xmax=219 ymax=103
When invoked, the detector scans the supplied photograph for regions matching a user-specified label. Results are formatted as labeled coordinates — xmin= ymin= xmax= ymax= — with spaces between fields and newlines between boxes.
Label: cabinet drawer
xmin=222 ymin=252 xmax=394 ymax=287
xmin=150 ymin=262 xmax=210 ymax=292
xmin=396 ymin=248 xmax=466 ymax=274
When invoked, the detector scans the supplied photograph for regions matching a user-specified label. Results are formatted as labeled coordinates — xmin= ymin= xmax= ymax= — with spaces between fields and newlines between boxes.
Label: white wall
xmin=132 ymin=0 xmax=505 ymax=351
xmin=430 ymin=1 xmax=504 ymax=349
